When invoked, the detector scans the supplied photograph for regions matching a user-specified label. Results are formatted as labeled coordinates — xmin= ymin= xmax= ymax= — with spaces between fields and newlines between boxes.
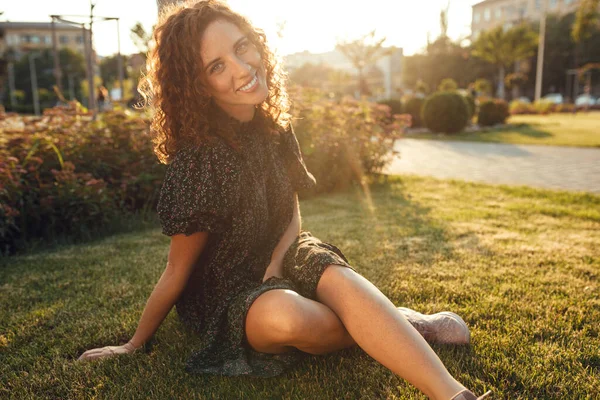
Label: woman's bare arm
xmin=128 ymin=231 xmax=209 ymax=348
xmin=268 ymin=192 xmax=301 ymax=269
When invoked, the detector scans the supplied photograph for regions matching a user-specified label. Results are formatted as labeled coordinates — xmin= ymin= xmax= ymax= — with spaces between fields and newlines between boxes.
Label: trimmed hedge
xmin=478 ymin=99 xmax=510 ymax=126
xmin=422 ymin=92 xmax=470 ymax=134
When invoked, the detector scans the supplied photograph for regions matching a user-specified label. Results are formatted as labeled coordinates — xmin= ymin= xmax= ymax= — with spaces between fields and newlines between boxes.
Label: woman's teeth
xmin=238 ymin=75 xmax=257 ymax=92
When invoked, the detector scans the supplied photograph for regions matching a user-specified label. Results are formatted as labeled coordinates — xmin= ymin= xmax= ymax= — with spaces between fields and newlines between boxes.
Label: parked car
xmin=575 ymin=94 xmax=597 ymax=106
xmin=516 ymin=96 xmax=532 ymax=103
xmin=542 ymin=93 xmax=564 ymax=104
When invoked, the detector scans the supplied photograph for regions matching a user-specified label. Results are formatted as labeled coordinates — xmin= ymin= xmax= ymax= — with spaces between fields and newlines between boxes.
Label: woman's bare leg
xmin=315 ymin=265 xmax=466 ymax=400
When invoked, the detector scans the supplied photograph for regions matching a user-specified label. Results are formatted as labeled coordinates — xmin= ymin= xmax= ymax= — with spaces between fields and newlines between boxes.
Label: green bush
xmin=377 ymin=99 xmax=403 ymax=122
xmin=478 ymin=99 xmax=510 ymax=126
xmin=291 ymin=87 xmax=409 ymax=195
xmin=533 ymin=100 xmax=554 ymax=114
xmin=0 ymin=105 xmax=163 ymax=255
xmin=438 ymin=78 xmax=458 ymax=92
xmin=403 ymin=97 xmax=425 ymax=128
xmin=509 ymin=100 xmax=535 ymax=115
xmin=422 ymin=92 xmax=470 ymax=134
xmin=1 ymin=91 xmax=412 ymax=254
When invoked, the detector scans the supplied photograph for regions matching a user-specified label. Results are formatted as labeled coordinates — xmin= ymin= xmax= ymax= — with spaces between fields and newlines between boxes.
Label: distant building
xmin=471 ymin=0 xmax=582 ymax=39
xmin=0 ymin=21 xmax=90 ymax=59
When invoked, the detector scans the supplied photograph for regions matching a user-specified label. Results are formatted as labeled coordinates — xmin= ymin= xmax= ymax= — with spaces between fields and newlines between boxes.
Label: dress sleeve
xmin=279 ymin=123 xmax=317 ymax=192
xmin=157 ymin=144 xmax=241 ymax=236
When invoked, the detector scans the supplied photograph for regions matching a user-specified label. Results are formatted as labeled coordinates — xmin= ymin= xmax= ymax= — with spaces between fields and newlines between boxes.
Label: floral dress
xmin=156 ymin=103 xmax=357 ymax=377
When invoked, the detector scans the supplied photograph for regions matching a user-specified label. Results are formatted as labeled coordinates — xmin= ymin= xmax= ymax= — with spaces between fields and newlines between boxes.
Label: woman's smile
xmin=237 ymin=73 xmax=259 ymax=93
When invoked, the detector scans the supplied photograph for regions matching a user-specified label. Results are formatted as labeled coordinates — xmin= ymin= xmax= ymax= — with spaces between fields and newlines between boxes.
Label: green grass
xmin=404 ymin=112 xmax=600 ymax=148
xmin=1 ymin=175 xmax=599 ymax=399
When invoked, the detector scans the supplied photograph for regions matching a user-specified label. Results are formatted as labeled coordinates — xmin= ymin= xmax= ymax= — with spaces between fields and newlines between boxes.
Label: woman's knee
xmin=245 ymin=289 xmax=306 ymax=347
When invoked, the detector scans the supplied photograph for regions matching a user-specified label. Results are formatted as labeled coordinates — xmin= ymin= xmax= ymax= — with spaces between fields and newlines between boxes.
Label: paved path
xmin=382 ymin=139 xmax=600 ymax=193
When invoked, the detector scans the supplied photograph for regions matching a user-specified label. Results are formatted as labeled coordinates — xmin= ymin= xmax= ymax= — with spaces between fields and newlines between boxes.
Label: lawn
xmin=404 ymin=112 xmax=600 ymax=148
xmin=1 ymin=175 xmax=599 ymax=399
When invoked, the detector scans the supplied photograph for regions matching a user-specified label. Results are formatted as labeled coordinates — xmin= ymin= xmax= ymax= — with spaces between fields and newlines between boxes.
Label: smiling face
xmin=200 ymin=19 xmax=269 ymax=122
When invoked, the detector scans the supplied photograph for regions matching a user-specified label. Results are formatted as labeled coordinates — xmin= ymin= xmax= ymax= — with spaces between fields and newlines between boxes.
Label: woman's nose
xmin=232 ymin=56 xmax=253 ymax=78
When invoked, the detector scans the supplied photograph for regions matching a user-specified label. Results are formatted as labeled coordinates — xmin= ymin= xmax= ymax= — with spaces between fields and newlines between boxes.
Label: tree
xmin=12 ymin=48 xmax=86 ymax=105
xmin=100 ymin=54 xmax=130 ymax=89
xmin=472 ymin=24 xmax=538 ymax=99
xmin=336 ymin=30 xmax=389 ymax=96
xmin=130 ymin=22 xmax=153 ymax=55
xmin=571 ymin=0 xmax=600 ymax=95
xmin=572 ymin=0 xmax=600 ymax=44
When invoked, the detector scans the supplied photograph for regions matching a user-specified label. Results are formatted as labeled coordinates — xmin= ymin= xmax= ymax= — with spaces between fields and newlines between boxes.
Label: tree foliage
xmin=130 ymin=22 xmax=153 ymax=55
xmin=572 ymin=0 xmax=600 ymax=43
xmin=100 ymin=54 xmax=130 ymax=88
xmin=336 ymin=31 xmax=389 ymax=95
xmin=472 ymin=24 xmax=538 ymax=98
xmin=12 ymin=48 xmax=86 ymax=104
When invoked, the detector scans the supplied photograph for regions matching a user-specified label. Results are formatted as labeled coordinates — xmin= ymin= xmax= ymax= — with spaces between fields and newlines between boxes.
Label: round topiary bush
xmin=421 ymin=92 xmax=470 ymax=134
xmin=478 ymin=99 xmax=510 ymax=126
xmin=494 ymin=99 xmax=509 ymax=123
xmin=403 ymin=97 xmax=425 ymax=127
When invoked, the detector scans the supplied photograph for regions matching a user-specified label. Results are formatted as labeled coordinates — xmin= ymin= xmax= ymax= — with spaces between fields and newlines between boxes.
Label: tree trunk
xmin=497 ymin=65 xmax=506 ymax=100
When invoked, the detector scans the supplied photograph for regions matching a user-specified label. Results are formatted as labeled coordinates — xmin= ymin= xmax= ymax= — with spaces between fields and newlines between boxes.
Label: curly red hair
xmin=138 ymin=0 xmax=290 ymax=164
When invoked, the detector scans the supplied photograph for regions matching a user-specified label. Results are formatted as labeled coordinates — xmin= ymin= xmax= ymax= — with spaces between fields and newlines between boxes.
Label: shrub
xmin=403 ymin=97 xmax=425 ymax=127
xmin=556 ymin=103 xmax=575 ymax=113
xmin=0 ymin=104 xmax=163 ymax=254
xmin=291 ymin=87 xmax=409 ymax=195
xmin=478 ymin=99 xmax=510 ymax=126
xmin=474 ymin=78 xmax=493 ymax=96
xmin=377 ymin=99 xmax=403 ymax=118
xmin=1 ymin=92 xmax=412 ymax=254
xmin=422 ymin=91 xmax=470 ymax=134
xmin=415 ymin=79 xmax=430 ymax=95
xmin=509 ymin=100 xmax=535 ymax=115
xmin=438 ymin=78 xmax=458 ymax=92
xmin=533 ymin=100 xmax=554 ymax=114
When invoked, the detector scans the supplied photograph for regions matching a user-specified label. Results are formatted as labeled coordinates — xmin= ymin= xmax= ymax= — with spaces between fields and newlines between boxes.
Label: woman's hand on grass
xmin=77 ymin=341 xmax=139 ymax=361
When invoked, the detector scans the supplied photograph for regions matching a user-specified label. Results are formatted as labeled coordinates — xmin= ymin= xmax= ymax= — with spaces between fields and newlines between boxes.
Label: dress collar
xmin=209 ymin=100 xmax=263 ymax=137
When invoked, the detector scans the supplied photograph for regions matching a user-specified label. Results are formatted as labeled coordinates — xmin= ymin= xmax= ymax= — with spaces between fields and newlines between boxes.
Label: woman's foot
xmin=450 ymin=389 xmax=492 ymax=400
xmin=397 ymin=307 xmax=471 ymax=345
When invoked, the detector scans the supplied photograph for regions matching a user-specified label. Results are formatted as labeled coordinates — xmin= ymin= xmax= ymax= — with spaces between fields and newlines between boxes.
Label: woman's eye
xmin=210 ymin=62 xmax=223 ymax=74
xmin=237 ymin=42 xmax=249 ymax=54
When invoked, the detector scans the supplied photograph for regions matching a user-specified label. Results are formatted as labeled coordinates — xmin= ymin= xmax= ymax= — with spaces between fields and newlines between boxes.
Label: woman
xmin=78 ymin=1 xmax=490 ymax=399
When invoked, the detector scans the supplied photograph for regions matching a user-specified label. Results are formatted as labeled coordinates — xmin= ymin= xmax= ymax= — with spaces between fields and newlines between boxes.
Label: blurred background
xmin=1 ymin=0 xmax=599 ymax=112
xmin=1 ymin=0 xmax=600 ymax=255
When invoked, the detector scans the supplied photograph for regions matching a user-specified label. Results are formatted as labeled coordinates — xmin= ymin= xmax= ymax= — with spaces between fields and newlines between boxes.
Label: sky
xmin=1 ymin=0 xmax=482 ymax=57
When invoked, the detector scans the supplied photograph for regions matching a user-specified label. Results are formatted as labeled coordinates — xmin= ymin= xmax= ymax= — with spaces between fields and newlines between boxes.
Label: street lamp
xmin=29 ymin=53 xmax=41 ymax=116
xmin=534 ymin=0 xmax=547 ymax=102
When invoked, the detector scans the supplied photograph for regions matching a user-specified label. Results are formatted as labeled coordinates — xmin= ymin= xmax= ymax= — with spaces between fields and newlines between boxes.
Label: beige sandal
xmin=450 ymin=389 xmax=492 ymax=400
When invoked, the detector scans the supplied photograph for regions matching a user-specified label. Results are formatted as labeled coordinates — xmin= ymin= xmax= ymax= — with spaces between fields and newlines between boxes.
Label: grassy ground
xmin=404 ymin=112 xmax=600 ymax=148
xmin=1 ymin=175 xmax=599 ymax=399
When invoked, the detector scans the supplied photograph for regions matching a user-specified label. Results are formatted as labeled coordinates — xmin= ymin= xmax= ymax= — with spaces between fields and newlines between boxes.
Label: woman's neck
xmin=213 ymin=100 xmax=256 ymax=122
